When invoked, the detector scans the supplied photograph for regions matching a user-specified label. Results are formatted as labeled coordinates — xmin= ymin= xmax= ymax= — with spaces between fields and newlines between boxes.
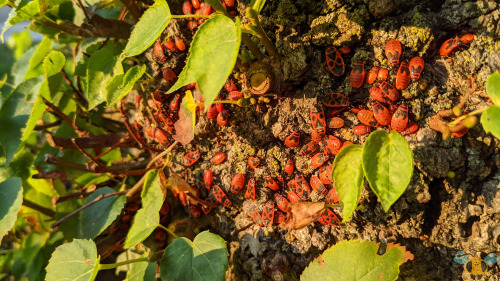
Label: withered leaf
xmin=278 ymin=202 xmax=326 ymax=230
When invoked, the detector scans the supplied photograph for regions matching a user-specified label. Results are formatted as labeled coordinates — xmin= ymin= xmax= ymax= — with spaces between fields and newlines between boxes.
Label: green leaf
xmin=486 ymin=72 xmax=500 ymax=105
xmin=43 ymin=51 xmax=66 ymax=77
xmin=362 ymin=130 xmax=413 ymax=212
xmin=332 ymin=145 xmax=364 ymax=223
xmin=480 ymin=105 xmax=500 ymax=140
xmin=25 ymin=37 xmax=52 ymax=81
xmin=0 ymin=150 xmax=34 ymax=181
xmin=205 ymin=0 xmax=227 ymax=15
xmin=0 ymin=77 xmax=44 ymax=163
xmin=12 ymin=45 xmax=38 ymax=86
xmin=126 ymin=254 xmax=157 ymax=281
xmin=7 ymin=30 xmax=32 ymax=60
xmin=106 ymin=64 xmax=146 ymax=107
xmin=87 ymin=48 xmax=120 ymax=110
xmin=167 ymin=14 xmax=241 ymax=109
xmin=55 ymin=199 xmax=83 ymax=240
xmin=22 ymin=94 xmax=47 ymax=141
xmin=122 ymin=0 xmax=171 ymax=57
xmin=124 ymin=170 xmax=164 ymax=248
xmin=301 ymin=240 xmax=409 ymax=281
xmin=250 ymin=0 xmax=266 ymax=14
xmin=160 ymin=231 xmax=228 ymax=281
xmin=80 ymin=187 xmax=126 ymax=239
xmin=45 ymin=239 xmax=100 ymax=281
xmin=0 ymin=177 xmax=22 ymax=242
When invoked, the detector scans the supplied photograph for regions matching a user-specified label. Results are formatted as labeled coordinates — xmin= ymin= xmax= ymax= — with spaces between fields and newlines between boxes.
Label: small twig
xmin=61 ymin=68 xmax=87 ymax=107
xmin=22 ymin=198 xmax=56 ymax=218
xmin=51 ymin=190 xmax=128 ymax=229
xmin=76 ymin=0 xmax=92 ymax=22
xmin=146 ymin=141 xmax=179 ymax=169
xmin=42 ymin=96 xmax=89 ymax=137
xmin=55 ymin=180 xmax=116 ymax=204
xmin=34 ymin=120 xmax=62 ymax=130
xmin=90 ymin=138 xmax=130 ymax=162
xmin=125 ymin=174 xmax=147 ymax=198
xmin=47 ymin=133 xmax=134 ymax=149
xmin=71 ymin=138 xmax=108 ymax=169
xmin=45 ymin=154 xmax=161 ymax=176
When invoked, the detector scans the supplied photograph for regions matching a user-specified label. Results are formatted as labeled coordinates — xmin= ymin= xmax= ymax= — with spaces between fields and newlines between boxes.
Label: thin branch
xmin=146 ymin=140 xmax=179 ymax=169
xmin=71 ymin=138 xmax=108 ymax=169
xmin=55 ymin=180 xmax=116 ymax=204
xmin=61 ymin=68 xmax=87 ymax=107
xmin=125 ymin=174 xmax=147 ymax=198
xmin=34 ymin=120 xmax=62 ymax=131
xmin=46 ymin=133 xmax=134 ymax=149
xmin=42 ymin=96 xmax=90 ymax=137
xmin=45 ymin=154 xmax=161 ymax=176
xmin=22 ymin=198 xmax=56 ymax=218
xmin=51 ymin=190 xmax=128 ymax=229
xmin=120 ymin=0 xmax=142 ymax=22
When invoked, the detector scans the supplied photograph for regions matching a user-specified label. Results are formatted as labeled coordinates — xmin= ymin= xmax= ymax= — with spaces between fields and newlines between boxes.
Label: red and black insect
xmin=401 ymin=122 xmax=418 ymax=136
xmin=379 ymin=81 xmax=399 ymax=101
xmin=325 ymin=46 xmax=345 ymax=76
xmin=319 ymin=165 xmax=333 ymax=184
xmin=299 ymin=141 xmax=319 ymax=157
xmin=204 ymin=170 xmax=213 ymax=190
xmin=273 ymin=211 xmax=286 ymax=224
xmin=182 ymin=0 xmax=193 ymax=15
xmin=460 ymin=33 xmax=474 ymax=44
xmin=396 ymin=62 xmax=410 ymax=90
xmin=310 ymin=104 xmax=326 ymax=130
xmin=217 ymin=110 xmax=230 ymax=126
xmin=338 ymin=46 xmax=351 ymax=55
xmin=210 ymin=152 xmax=227 ymax=165
xmin=285 ymin=159 xmax=294 ymax=175
xmin=311 ymin=153 xmax=329 ymax=168
xmin=310 ymin=175 xmax=328 ymax=196
xmin=207 ymin=104 xmax=218 ymax=119
xmin=174 ymin=36 xmax=186 ymax=51
xmin=284 ymin=131 xmax=300 ymax=147
xmin=339 ymin=141 xmax=354 ymax=151
xmin=353 ymin=124 xmax=372 ymax=135
xmin=190 ymin=205 xmax=202 ymax=218
xmin=325 ymin=135 xmax=342 ymax=155
xmin=318 ymin=208 xmax=341 ymax=227
xmin=322 ymin=92 xmax=349 ymax=108
xmin=366 ymin=66 xmax=379 ymax=84
xmin=223 ymin=0 xmax=235 ymax=8
xmin=327 ymin=117 xmax=344 ymax=129
xmin=211 ymin=185 xmax=231 ymax=207
xmin=287 ymin=191 xmax=302 ymax=203
xmin=252 ymin=210 xmax=263 ymax=226
xmin=311 ymin=127 xmax=325 ymax=142
xmin=155 ymin=128 xmax=171 ymax=147
xmin=369 ymin=86 xmax=390 ymax=103
xmin=164 ymin=40 xmax=177 ymax=51
xmin=201 ymin=198 xmax=214 ymax=215
xmin=245 ymin=178 xmax=256 ymax=201
xmin=377 ymin=68 xmax=389 ymax=81
xmin=248 ymin=157 xmax=260 ymax=169
xmin=169 ymin=93 xmax=181 ymax=111
xmin=385 ymin=39 xmax=402 ymax=65
xmin=357 ymin=109 xmax=379 ymax=127
xmin=187 ymin=20 xmax=198 ymax=30
xmin=163 ymin=68 xmax=177 ymax=86
xmin=183 ymin=151 xmax=200 ymax=166
xmin=440 ymin=38 xmax=459 ymax=56
xmin=265 ymin=175 xmax=280 ymax=191
xmin=228 ymin=90 xmax=242 ymax=101
xmin=216 ymin=102 xmax=224 ymax=113
xmin=230 ymin=173 xmax=245 ymax=194
xmin=191 ymin=0 xmax=200 ymax=9
xmin=154 ymin=41 xmax=166 ymax=62
xmin=261 ymin=201 xmax=275 ymax=227
xmin=391 ymin=104 xmax=409 ymax=132
xmin=372 ymin=101 xmax=391 ymax=126
xmin=294 ymin=175 xmax=311 ymax=200
xmin=326 ymin=188 xmax=339 ymax=204
xmin=224 ymin=78 xmax=237 ymax=93
xmin=350 ymin=61 xmax=365 ymax=89
xmin=409 ymin=57 xmax=424 ymax=80
xmin=275 ymin=194 xmax=290 ymax=213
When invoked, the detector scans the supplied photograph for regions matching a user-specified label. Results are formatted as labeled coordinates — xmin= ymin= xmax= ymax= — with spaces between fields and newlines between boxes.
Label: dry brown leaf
xmin=165 ymin=173 xmax=199 ymax=197
xmin=278 ymin=202 xmax=326 ymax=230
xmin=387 ymin=243 xmax=415 ymax=263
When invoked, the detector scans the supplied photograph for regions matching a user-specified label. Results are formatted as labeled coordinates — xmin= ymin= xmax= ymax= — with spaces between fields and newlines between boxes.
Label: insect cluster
xmin=326 ymin=39 xmax=425 ymax=137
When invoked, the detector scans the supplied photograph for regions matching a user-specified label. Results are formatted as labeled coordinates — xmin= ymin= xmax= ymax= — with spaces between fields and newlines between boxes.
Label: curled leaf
xmin=278 ymin=202 xmax=325 ymax=230
xmin=173 ymin=90 xmax=197 ymax=145
xmin=165 ymin=173 xmax=199 ymax=198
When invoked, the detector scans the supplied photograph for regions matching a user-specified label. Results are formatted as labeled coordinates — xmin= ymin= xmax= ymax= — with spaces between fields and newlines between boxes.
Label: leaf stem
xmin=446 ymin=107 xmax=488 ymax=127
xmin=325 ymin=203 xmax=341 ymax=208
xmin=157 ymin=224 xmax=179 ymax=239
xmin=212 ymin=100 xmax=238 ymax=105
xmin=98 ymin=256 xmax=149 ymax=270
